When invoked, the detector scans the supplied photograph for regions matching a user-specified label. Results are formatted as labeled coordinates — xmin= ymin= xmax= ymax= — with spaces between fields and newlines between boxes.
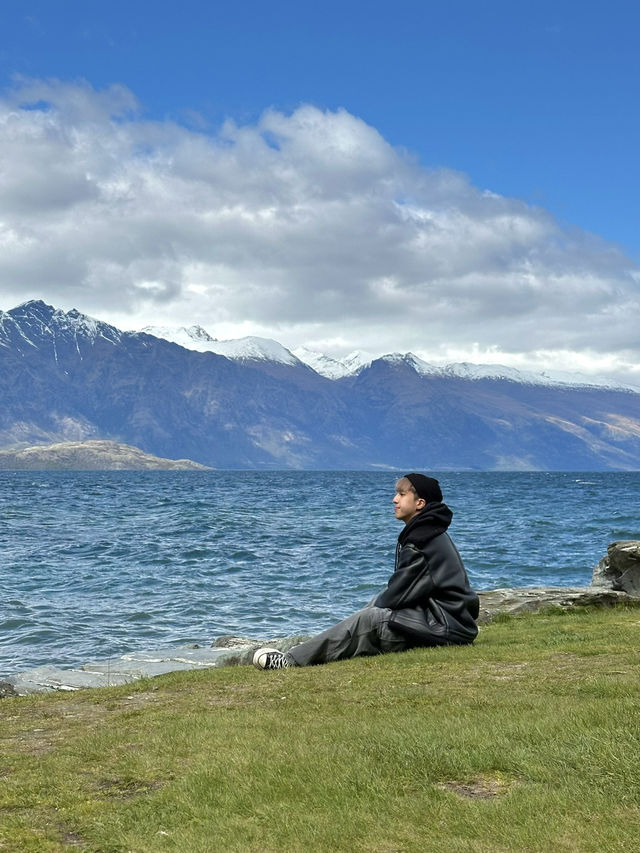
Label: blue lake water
xmin=1 ymin=470 xmax=638 ymax=678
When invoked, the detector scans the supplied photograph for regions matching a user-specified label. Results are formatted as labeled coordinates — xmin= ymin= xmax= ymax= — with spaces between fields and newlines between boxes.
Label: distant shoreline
xmin=0 ymin=439 xmax=212 ymax=471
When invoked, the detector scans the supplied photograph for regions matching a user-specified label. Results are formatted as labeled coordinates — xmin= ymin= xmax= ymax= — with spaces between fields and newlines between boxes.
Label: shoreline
xmin=2 ymin=583 xmax=638 ymax=697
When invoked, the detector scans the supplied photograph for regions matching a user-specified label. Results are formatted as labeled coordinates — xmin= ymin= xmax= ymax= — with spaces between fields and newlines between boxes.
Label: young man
xmin=253 ymin=473 xmax=479 ymax=670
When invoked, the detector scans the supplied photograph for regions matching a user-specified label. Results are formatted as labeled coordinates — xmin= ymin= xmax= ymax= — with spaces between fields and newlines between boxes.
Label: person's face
xmin=393 ymin=479 xmax=425 ymax=525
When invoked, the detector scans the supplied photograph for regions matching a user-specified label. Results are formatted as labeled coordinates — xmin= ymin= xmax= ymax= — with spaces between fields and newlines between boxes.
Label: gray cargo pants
xmin=286 ymin=605 xmax=411 ymax=667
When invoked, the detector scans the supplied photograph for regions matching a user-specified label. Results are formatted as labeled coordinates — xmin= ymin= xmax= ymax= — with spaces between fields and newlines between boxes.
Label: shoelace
xmin=267 ymin=652 xmax=290 ymax=669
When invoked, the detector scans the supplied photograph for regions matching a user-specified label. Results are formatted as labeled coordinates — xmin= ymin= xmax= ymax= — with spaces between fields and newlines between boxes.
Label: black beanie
xmin=404 ymin=473 xmax=443 ymax=504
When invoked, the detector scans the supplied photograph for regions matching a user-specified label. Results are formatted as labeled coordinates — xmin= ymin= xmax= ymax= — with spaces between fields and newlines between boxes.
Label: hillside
xmin=1 ymin=300 xmax=639 ymax=470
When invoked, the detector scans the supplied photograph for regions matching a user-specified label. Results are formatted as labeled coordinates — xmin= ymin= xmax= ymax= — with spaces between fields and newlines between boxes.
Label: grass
xmin=1 ymin=604 xmax=640 ymax=852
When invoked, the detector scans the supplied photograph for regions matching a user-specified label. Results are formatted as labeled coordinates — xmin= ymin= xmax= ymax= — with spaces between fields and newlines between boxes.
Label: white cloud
xmin=0 ymin=77 xmax=638 ymax=380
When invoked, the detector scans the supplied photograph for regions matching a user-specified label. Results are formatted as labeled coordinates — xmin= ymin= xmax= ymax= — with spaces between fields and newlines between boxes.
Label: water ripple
xmin=0 ymin=470 xmax=638 ymax=676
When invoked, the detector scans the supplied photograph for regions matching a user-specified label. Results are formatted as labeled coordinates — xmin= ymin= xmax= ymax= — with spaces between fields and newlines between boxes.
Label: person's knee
xmin=353 ymin=606 xmax=393 ymax=631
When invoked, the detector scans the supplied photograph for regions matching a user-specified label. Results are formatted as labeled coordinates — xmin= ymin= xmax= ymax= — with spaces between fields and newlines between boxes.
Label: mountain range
xmin=142 ymin=322 xmax=640 ymax=390
xmin=1 ymin=300 xmax=639 ymax=470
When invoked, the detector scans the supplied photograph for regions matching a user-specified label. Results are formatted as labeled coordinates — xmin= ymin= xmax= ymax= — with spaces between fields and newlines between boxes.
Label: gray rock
xmin=477 ymin=586 xmax=635 ymax=624
xmin=3 ymin=638 xmax=314 ymax=696
xmin=7 ymin=665 xmax=137 ymax=694
xmin=210 ymin=635 xmax=313 ymax=666
xmin=112 ymin=646 xmax=236 ymax=667
xmin=4 ymin=647 xmax=227 ymax=696
xmin=591 ymin=540 xmax=640 ymax=595
xmin=212 ymin=635 xmax=262 ymax=649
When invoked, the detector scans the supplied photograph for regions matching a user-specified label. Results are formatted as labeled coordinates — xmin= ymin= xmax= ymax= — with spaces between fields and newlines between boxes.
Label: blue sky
xmin=4 ymin=0 xmax=638 ymax=252
xmin=0 ymin=0 xmax=638 ymax=381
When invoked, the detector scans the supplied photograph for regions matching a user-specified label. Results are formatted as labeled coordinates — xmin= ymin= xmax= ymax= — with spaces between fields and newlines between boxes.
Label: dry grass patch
xmin=437 ymin=775 xmax=515 ymax=799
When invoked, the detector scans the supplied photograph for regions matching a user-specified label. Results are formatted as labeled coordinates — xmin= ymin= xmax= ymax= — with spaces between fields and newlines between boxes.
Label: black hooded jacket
xmin=374 ymin=502 xmax=479 ymax=645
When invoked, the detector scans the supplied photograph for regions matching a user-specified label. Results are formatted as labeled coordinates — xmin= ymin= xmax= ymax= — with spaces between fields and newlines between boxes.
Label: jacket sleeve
xmin=373 ymin=543 xmax=435 ymax=610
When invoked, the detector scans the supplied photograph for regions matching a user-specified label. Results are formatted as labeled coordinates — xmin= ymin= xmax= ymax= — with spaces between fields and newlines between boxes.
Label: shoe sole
xmin=252 ymin=647 xmax=282 ymax=669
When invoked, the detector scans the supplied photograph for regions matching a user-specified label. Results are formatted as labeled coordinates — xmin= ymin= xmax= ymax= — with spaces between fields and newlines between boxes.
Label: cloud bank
xmin=1 ymin=78 xmax=638 ymax=379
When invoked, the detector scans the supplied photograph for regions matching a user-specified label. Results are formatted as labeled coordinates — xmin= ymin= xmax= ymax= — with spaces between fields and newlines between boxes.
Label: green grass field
xmin=1 ymin=605 xmax=640 ymax=852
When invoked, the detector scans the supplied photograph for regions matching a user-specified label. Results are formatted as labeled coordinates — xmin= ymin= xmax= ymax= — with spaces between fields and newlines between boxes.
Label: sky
xmin=0 ymin=0 xmax=639 ymax=382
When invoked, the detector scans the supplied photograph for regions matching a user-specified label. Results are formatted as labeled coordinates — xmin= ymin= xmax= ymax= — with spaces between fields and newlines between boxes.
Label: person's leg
xmin=286 ymin=606 xmax=409 ymax=667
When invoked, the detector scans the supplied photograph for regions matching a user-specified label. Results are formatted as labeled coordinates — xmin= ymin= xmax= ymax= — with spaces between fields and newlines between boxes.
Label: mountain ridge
xmin=138 ymin=313 xmax=639 ymax=392
xmin=2 ymin=300 xmax=639 ymax=470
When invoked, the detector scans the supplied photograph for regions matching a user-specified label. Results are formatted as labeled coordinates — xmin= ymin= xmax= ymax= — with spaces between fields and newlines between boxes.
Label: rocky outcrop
xmin=477 ymin=586 xmax=635 ymax=623
xmin=0 ymin=635 xmax=313 ymax=697
xmin=2 ymin=543 xmax=639 ymax=697
xmin=591 ymin=540 xmax=640 ymax=596
xmin=0 ymin=440 xmax=212 ymax=470
xmin=0 ymin=647 xmax=238 ymax=696
xmin=476 ymin=541 xmax=640 ymax=621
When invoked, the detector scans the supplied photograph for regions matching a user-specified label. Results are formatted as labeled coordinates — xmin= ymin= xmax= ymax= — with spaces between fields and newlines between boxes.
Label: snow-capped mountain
xmin=292 ymin=347 xmax=375 ymax=379
xmin=304 ymin=347 xmax=635 ymax=391
xmin=2 ymin=300 xmax=640 ymax=470
xmin=420 ymin=359 xmax=640 ymax=392
xmin=141 ymin=324 xmax=302 ymax=366
xmin=139 ymin=322 xmax=638 ymax=392
xmin=0 ymin=299 xmax=122 ymax=358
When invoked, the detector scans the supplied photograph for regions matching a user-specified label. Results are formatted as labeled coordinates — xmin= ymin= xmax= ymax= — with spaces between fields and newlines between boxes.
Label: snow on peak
xmin=373 ymin=356 xmax=640 ymax=391
xmin=293 ymin=347 xmax=374 ymax=378
xmin=181 ymin=325 xmax=217 ymax=343
xmin=430 ymin=361 xmax=640 ymax=390
xmin=439 ymin=362 xmax=535 ymax=382
xmin=2 ymin=301 xmax=121 ymax=349
xmin=378 ymin=352 xmax=438 ymax=374
xmin=214 ymin=336 xmax=301 ymax=365
xmin=141 ymin=325 xmax=300 ymax=365
xmin=342 ymin=350 xmax=375 ymax=373
xmin=53 ymin=307 xmax=100 ymax=338
xmin=135 ymin=318 xmax=640 ymax=392
xmin=141 ymin=325 xmax=217 ymax=351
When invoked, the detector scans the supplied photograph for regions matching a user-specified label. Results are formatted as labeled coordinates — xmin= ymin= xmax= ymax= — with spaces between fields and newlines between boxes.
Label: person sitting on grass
xmin=253 ymin=473 xmax=479 ymax=670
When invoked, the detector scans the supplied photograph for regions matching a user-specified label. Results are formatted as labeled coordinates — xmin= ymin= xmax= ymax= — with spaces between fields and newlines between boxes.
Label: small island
xmin=0 ymin=439 xmax=212 ymax=471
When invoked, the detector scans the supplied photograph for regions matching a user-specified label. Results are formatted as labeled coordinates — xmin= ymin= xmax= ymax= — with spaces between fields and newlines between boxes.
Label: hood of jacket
xmin=397 ymin=501 xmax=453 ymax=549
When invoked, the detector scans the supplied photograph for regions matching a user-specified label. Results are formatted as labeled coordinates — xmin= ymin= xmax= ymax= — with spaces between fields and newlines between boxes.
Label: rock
xmin=210 ymin=635 xmax=313 ymax=666
xmin=212 ymin=635 xmax=261 ymax=649
xmin=477 ymin=541 xmax=640 ymax=623
xmin=3 ymin=646 xmax=243 ymax=696
xmin=7 ymin=665 xmax=137 ymax=694
xmin=591 ymin=541 xmax=640 ymax=596
xmin=2 ymin=638 xmax=314 ymax=696
xmin=477 ymin=586 xmax=635 ymax=624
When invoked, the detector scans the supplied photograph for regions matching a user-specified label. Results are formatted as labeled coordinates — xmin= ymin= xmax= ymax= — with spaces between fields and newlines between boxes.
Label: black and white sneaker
xmin=252 ymin=647 xmax=293 ymax=670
